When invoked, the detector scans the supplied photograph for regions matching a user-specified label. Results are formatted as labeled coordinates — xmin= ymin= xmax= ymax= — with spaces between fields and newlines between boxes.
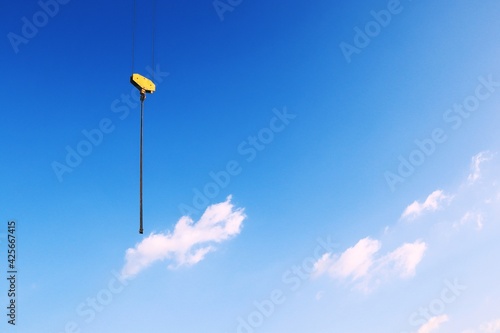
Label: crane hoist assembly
xmin=130 ymin=0 xmax=157 ymax=234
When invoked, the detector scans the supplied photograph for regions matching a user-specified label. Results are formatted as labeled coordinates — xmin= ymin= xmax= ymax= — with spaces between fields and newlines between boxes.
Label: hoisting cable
xmin=151 ymin=0 xmax=156 ymax=81
xmin=139 ymin=89 xmax=145 ymax=235
xmin=130 ymin=0 xmax=157 ymax=234
xmin=131 ymin=0 xmax=136 ymax=74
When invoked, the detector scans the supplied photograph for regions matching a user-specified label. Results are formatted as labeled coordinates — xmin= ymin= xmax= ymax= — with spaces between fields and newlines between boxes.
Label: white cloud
xmin=468 ymin=151 xmax=494 ymax=184
xmin=312 ymin=237 xmax=427 ymax=291
xmin=379 ymin=240 xmax=427 ymax=278
xmin=401 ymin=190 xmax=451 ymax=221
xmin=417 ymin=315 xmax=449 ymax=333
xmin=120 ymin=196 xmax=245 ymax=280
xmin=454 ymin=211 xmax=484 ymax=231
xmin=313 ymin=150 xmax=499 ymax=297
xmin=480 ymin=319 xmax=500 ymax=333
xmin=462 ymin=318 xmax=500 ymax=333
xmin=314 ymin=237 xmax=381 ymax=281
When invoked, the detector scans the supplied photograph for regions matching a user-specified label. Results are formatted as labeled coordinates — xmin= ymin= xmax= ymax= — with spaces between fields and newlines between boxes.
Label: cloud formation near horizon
xmin=313 ymin=151 xmax=498 ymax=295
xmin=120 ymin=196 xmax=245 ymax=280
xmin=312 ymin=237 xmax=427 ymax=291
xmin=468 ymin=151 xmax=494 ymax=184
xmin=417 ymin=315 xmax=449 ymax=333
xmin=400 ymin=190 xmax=451 ymax=221
xmin=461 ymin=317 xmax=500 ymax=333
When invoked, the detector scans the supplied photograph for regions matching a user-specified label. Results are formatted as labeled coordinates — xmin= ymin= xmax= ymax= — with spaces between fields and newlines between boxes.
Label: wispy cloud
xmin=480 ymin=319 xmax=500 ymax=333
xmin=120 ymin=196 xmax=245 ymax=280
xmin=401 ymin=190 xmax=451 ymax=221
xmin=417 ymin=315 xmax=449 ymax=333
xmin=468 ymin=151 xmax=494 ymax=184
xmin=379 ymin=240 xmax=428 ymax=278
xmin=312 ymin=237 xmax=426 ymax=291
xmin=454 ymin=211 xmax=484 ymax=231
xmin=315 ymin=291 xmax=325 ymax=301
xmin=462 ymin=318 xmax=500 ymax=333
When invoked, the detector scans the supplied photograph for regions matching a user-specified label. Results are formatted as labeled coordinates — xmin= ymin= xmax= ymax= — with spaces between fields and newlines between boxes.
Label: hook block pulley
xmin=130 ymin=73 xmax=156 ymax=94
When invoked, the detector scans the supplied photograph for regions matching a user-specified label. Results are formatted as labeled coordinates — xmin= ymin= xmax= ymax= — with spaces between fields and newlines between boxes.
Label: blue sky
xmin=2 ymin=0 xmax=500 ymax=332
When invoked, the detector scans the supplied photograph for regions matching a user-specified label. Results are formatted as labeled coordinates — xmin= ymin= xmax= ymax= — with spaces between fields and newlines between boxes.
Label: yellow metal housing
xmin=130 ymin=73 xmax=156 ymax=94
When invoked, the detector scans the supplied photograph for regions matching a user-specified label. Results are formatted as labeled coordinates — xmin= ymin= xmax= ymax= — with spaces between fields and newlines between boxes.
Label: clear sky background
xmin=2 ymin=0 xmax=500 ymax=332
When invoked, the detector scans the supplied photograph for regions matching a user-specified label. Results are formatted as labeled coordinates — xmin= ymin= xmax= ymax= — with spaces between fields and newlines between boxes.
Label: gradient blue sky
xmin=3 ymin=0 xmax=500 ymax=332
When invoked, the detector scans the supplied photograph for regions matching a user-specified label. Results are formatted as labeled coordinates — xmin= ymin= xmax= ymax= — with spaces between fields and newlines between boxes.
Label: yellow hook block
xmin=130 ymin=73 xmax=156 ymax=94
